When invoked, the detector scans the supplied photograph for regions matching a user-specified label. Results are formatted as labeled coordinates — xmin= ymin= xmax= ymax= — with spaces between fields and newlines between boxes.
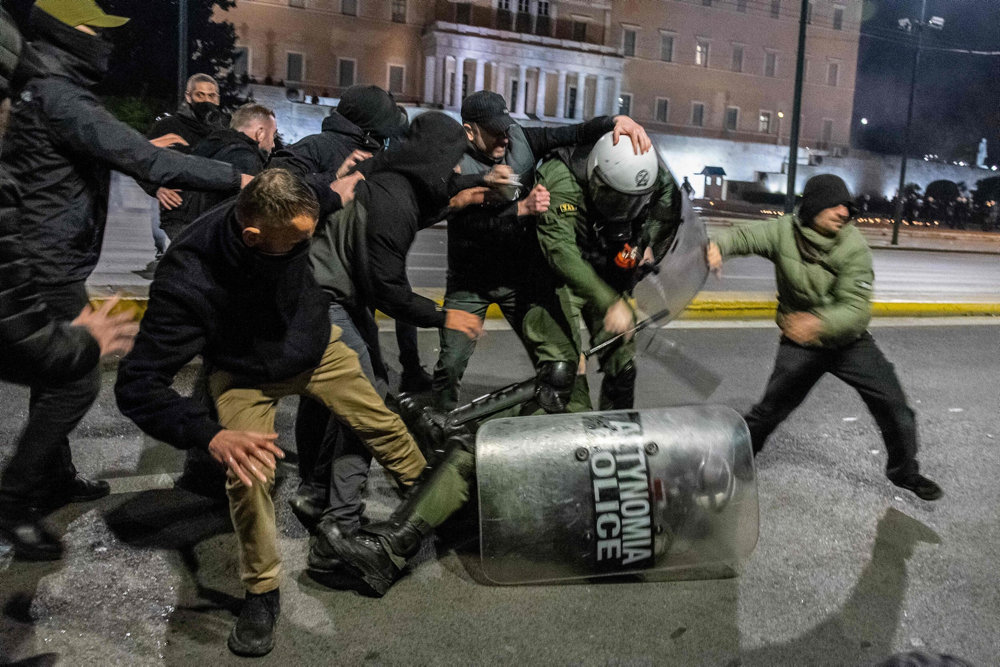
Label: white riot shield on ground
xmin=477 ymin=406 xmax=758 ymax=585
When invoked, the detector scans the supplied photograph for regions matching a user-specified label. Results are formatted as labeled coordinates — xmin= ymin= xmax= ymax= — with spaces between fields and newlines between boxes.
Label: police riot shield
xmin=632 ymin=160 xmax=710 ymax=326
xmin=477 ymin=406 xmax=757 ymax=585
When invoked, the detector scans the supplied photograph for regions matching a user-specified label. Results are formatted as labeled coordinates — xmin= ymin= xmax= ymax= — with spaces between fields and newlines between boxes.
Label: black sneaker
xmin=0 ymin=510 xmax=63 ymax=561
xmin=228 ymin=589 xmax=280 ymax=657
xmin=308 ymin=530 xmax=399 ymax=597
xmin=891 ymin=474 xmax=944 ymax=501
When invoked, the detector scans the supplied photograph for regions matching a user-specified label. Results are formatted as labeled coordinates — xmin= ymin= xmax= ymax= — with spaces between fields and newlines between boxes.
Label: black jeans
xmin=745 ymin=332 xmax=919 ymax=481
xmin=0 ymin=280 xmax=101 ymax=506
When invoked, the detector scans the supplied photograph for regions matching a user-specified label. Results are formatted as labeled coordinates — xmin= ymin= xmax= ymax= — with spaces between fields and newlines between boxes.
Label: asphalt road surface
xmin=2 ymin=319 xmax=998 ymax=666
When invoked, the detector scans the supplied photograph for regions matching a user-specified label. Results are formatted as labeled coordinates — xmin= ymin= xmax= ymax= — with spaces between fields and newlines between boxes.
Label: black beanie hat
xmin=799 ymin=174 xmax=856 ymax=225
xmin=335 ymin=85 xmax=407 ymax=140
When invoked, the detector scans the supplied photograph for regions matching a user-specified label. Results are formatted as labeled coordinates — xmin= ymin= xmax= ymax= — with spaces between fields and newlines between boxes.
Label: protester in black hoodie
xmin=0 ymin=0 xmax=252 ymax=533
xmin=305 ymin=111 xmax=484 ymax=535
xmin=115 ymin=169 xmax=427 ymax=657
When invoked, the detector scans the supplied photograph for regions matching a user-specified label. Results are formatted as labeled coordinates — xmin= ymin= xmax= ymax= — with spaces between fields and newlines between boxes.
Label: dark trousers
xmin=0 ymin=280 xmax=101 ymax=505
xmin=295 ymin=304 xmax=386 ymax=532
xmin=745 ymin=332 xmax=919 ymax=481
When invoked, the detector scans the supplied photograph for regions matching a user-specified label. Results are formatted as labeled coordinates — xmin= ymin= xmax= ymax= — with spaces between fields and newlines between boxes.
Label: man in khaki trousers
xmin=116 ymin=169 xmax=426 ymax=657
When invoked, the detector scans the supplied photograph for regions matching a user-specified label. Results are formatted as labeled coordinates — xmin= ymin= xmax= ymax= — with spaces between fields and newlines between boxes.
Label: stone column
xmin=611 ymin=76 xmax=622 ymax=115
xmin=490 ymin=61 xmax=500 ymax=93
xmin=534 ymin=68 xmax=547 ymax=117
xmin=555 ymin=70 xmax=567 ymax=119
xmin=434 ymin=56 xmax=446 ymax=105
xmin=423 ymin=55 xmax=436 ymax=105
xmin=474 ymin=58 xmax=486 ymax=93
xmin=451 ymin=55 xmax=466 ymax=109
xmin=515 ymin=64 xmax=528 ymax=115
xmin=594 ymin=75 xmax=607 ymax=117
xmin=573 ymin=72 xmax=585 ymax=120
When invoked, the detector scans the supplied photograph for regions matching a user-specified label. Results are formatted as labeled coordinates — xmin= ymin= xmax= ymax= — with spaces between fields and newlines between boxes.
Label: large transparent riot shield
xmin=633 ymin=162 xmax=709 ymax=326
xmin=477 ymin=406 xmax=757 ymax=585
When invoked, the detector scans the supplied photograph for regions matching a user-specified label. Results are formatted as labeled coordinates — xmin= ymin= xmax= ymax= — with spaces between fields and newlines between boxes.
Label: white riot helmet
xmin=586 ymin=131 xmax=659 ymax=224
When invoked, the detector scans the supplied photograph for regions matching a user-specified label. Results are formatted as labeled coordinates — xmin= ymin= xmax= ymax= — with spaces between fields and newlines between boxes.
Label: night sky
xmin=852 ymin=0 xmax=1000 ymax=165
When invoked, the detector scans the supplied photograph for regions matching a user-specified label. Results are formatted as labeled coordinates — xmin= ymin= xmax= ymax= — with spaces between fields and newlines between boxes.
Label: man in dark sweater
xmin=173 ymin=102 xmax=277 ymax=237
xmin=143 ymin=73 xmax=227 ymax=241
xmin=115 ymin=169 xmax=428 ymax=657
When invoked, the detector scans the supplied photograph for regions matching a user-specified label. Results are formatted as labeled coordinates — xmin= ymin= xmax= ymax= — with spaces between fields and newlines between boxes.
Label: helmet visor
xmin=589 ymin=170 xmax=654 ymax=224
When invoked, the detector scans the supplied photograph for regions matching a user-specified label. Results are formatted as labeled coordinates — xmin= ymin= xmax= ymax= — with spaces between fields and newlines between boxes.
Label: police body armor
xmin=476 ymin=406 xmax=758 ymax=584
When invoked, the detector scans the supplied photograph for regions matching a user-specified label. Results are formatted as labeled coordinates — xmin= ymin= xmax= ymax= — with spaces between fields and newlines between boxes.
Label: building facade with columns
xmin=220 ymin=0 xmax=861 ymax=150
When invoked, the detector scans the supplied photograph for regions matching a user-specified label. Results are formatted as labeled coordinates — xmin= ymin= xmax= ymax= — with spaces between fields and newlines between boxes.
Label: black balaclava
xmin=799 ymin=174 xmax=856 ymax=226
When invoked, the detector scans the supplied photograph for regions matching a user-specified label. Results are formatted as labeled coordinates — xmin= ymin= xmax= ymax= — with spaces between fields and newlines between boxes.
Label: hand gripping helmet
xmin=586 ymin=131 xmax=659 ymax=226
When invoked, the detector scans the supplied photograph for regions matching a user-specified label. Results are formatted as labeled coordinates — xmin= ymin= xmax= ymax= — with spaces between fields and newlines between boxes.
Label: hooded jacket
xmin=0 ymin=8 xmax=241 ymax=285
xmin=713 ymin=213 xmax=874 ymax=347
xmin=0 ymin=166 xmax=98 ymax=385
xmin=269 ymin=111 xmax=381 ymax=177
xmin=309 ymin=112 xmax=466 ymax=329
xmin=114 ymin=174 xmax=343 ymax=450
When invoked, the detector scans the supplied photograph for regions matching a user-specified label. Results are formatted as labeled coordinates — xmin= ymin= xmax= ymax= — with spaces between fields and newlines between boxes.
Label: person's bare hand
xmin=516 ymin=184 xmax=550 ymax=217
xmin=706 ymin=241 xmax=723 ymax=277
xmin=336 ymin=149 xmax=373 ymax=178
xmin=640 ymin=246 xmax=655 ymax=266
xmin=604 ymin=299 xmax=634 ymax=337
xmin=449 ymin=186 xmax=489 ymax=210
xmin=149 ymin=133 xmax=188 ymax=149
xmin=156 ymin=187 xmax=183 ymax=210
xmin=240 ymin=174 xmax=254 ymax=189
xmin=612 ymin=115 xmax=653 ymax=154
xmin=781 ymin=312 xmax=823 ymax=345
xmin=207 ymin=429 xmax=284 ymax=487
xmin=331 ymin=170 xmax=365 ymax=205
xmin=444 ymin=309 xmax=484 ymax=340
xmin=72 ymin=295 xmax=139 ymax=358
xmin=483 ymin=164 xmax=518 ymax=186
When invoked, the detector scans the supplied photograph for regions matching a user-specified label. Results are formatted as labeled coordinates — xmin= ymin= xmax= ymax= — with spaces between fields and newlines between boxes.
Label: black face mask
xmin=190 ymin=101 xmax=222 ymax=126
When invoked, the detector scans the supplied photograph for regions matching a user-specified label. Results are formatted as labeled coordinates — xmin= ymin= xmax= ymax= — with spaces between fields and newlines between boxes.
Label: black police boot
xmin=227 ymin=588 xmax=280 ymax=657
xmin=890 ymin=474 xmax=943 ymax=501
xmin=0 ymin=505 xmax=63 ymax=561
xmin=288 ymin=485 xmax=327 ymax=533
xmin=308 ymin=518 xmax=425 ymax=597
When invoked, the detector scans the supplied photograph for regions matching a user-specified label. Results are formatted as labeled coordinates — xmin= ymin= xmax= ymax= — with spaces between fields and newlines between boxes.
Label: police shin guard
xmin=599 ymin=361 xmax=637 ymax=410
xmin=535 ymin=360 xmax=577 ymax=414
xmin=308 ymin=433 xmax=475 ymax=597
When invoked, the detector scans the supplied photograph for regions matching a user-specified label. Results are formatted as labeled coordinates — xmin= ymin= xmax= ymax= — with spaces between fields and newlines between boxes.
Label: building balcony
xmin=432 ymin=1 xmax=608 ymax=48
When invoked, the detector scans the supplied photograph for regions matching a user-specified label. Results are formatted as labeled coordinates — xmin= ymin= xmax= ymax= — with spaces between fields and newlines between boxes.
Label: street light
xmin=890 ymin=0 xmax=944 ymax=245
xmin=861 ymin=117 xmax=868 ymax=125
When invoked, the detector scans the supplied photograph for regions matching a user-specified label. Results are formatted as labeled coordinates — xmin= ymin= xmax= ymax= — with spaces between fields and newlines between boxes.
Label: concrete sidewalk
xmin=86 ymin=174 xmax=1000 ymax=320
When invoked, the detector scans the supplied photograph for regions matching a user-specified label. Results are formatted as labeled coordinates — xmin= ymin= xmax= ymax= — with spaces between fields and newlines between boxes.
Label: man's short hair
xmin=186 ymin=73 xmax=218 ymax=92
xmin=235 ymin=169 xmax=319 ymax=231
xmin=230 ymin=103 xmax=275 ymax=131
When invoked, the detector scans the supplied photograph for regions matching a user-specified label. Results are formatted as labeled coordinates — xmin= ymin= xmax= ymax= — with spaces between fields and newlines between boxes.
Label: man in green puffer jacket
xmin=707 ymin=174 xmax=942 ymax=501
